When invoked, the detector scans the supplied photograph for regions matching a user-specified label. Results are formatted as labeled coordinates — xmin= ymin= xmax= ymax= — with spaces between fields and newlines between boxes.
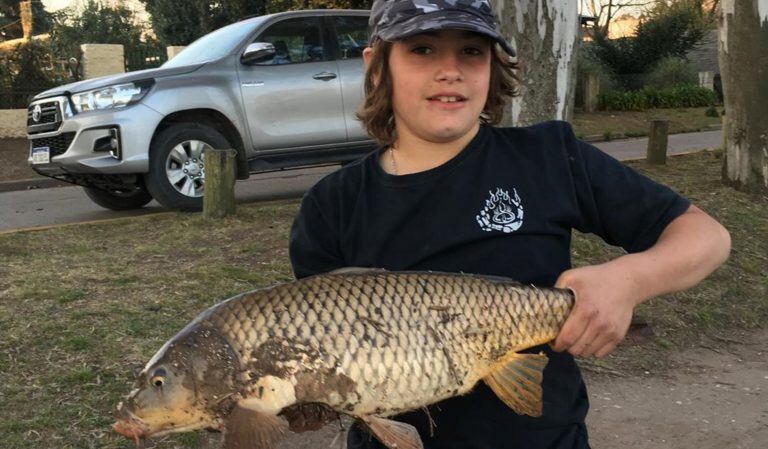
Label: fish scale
xmin=200 ymin=271 xmax=572 ymax=416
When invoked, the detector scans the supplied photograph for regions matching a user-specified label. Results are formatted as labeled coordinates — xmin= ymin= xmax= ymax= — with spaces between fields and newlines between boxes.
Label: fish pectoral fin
xmin=359 ymin=415 xmax=424 ymax=449
xmin=223 ymin=404 xmax=288 ymax=449
xmin=483 ymin=351 xmax=548 ymax=417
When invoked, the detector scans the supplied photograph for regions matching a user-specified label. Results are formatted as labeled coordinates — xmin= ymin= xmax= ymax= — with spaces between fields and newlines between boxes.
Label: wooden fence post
xmin=203 ymin=149 xmax=237 ymax=219
xmin=646 ymin=119 xmax=669 ymax=165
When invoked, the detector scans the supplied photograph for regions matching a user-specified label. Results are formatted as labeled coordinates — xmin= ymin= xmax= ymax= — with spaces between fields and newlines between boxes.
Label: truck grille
xmin=27 ymin=101 xmax=61 ymax=134
xmin=30 ymin=132 xmax=76 ymax=157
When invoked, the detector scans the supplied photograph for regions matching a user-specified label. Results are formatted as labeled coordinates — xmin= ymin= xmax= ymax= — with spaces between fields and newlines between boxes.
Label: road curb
xmin=0 ymin=177 xmax=70 ymax=193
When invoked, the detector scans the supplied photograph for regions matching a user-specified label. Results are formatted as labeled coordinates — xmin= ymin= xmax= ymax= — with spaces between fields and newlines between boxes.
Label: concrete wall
xmin=80 ymin=43 xmax=125 ymax=79
xmin=0 ymin=109 xmax=28 ymax=138
xmin=167 ymin=46 xmax=186 ymax=60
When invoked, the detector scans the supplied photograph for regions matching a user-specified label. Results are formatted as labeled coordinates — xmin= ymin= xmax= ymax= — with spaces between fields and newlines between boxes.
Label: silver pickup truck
xmin=26 ymin=9 xmax=375 ymax=211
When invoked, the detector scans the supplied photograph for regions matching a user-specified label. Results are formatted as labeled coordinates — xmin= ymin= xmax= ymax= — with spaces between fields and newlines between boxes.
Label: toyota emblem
xmin=32 ymin=104 xmax=42 ymax=122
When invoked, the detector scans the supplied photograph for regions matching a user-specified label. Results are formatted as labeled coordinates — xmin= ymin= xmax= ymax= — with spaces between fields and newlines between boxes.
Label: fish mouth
xmin=113 ymin=403 xmax=150 ymax=444
xmin=113 ymin=419 xmax=149 ymax=445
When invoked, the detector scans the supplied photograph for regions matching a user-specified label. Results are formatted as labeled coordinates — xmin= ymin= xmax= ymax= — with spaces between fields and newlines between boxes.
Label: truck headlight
xmin=71 ymin=80 xmax=154 ymax=113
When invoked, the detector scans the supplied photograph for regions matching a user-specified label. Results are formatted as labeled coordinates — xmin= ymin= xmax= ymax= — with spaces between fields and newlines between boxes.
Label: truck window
xmin=254 ymin=17 xmax=326 ymax=65
xmin=333 ymin=16 xmax=369 ymax=60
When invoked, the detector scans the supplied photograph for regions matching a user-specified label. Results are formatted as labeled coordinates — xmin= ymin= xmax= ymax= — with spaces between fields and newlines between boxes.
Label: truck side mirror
xmin=241 ymin=42 xmax=276 ymax=65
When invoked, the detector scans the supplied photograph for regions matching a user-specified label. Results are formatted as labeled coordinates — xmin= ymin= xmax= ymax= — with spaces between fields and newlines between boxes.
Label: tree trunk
xmin=718 ymin=0 xmax=768 ymax=193
xmin=492 ymin=0 xmax=580 ymax=126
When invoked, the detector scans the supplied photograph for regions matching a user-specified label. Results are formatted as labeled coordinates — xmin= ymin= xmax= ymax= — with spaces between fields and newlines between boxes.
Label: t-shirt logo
xmin=476 ymin=187 xmax=524 ymax=233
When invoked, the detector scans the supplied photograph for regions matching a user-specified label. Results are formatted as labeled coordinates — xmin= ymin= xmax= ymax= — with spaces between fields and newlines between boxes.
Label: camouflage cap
xmin=369 ymin=0 xmax=515 ymax=56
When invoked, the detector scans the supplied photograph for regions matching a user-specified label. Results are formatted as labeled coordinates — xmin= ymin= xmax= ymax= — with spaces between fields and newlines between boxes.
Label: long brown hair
xmin=355 ymin=39 xmax=520 ymax=147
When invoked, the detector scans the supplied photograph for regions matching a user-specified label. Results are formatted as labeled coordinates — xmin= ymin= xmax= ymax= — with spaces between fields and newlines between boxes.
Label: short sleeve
xmin=289 ymin=191 xmax=345 ymax=279
xmin=564 ymin=125 xmax=691 ymax=253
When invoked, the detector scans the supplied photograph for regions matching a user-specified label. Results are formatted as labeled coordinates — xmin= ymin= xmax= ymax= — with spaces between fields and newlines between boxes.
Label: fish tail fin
xmin=483 ymin=351 xmax=548 ymax=417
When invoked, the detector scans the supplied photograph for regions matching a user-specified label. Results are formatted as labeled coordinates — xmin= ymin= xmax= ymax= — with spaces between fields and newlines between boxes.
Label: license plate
xmin=31 ymin=147 xmax=50 ymax=164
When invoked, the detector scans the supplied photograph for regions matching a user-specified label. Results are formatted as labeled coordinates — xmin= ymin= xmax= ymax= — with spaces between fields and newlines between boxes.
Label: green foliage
xmin=140 ymin=0 xmax=269 ymax=46
xmin=599 ymin=85 xmax=716 ymax=111
xmin=705 ymin=106 xmax=719 ymax=117
xmin=643 ymin=57 xmax=698 ymax=89
xmin=0 ymin=0 xmax=53 ymax=41
xmin=0 ymin=40 xmax=58 ymax=107
xmin=2 ymin=40 xmax=56 ymax=90
xmin=140 ymin=0 xmax=373 ymax=46
xmin=48 ymin=0 xmax=146 ymax=58
xmin=590 ymin=0 xmax=713 ymax=90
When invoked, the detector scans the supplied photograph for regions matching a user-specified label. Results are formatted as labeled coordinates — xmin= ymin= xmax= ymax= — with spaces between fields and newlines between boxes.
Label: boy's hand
xmin=551 ymin=263 xmax=640 ymax=358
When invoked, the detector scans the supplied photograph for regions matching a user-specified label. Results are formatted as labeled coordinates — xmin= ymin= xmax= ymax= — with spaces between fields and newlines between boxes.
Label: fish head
xmin=113 ymin=326 xmax=240 ymax=441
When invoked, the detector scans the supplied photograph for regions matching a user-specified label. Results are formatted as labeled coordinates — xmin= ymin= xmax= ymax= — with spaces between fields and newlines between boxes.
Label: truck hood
xmin=32 ymin=63 xmax=206 ymax=100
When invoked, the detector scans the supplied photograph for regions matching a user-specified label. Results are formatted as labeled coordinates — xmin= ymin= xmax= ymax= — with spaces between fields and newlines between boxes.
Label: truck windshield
xmin=162 ymin=19 xmax=262 ymax=68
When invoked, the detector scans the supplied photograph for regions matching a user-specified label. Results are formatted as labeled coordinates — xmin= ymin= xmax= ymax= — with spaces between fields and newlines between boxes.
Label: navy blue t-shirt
xmin=289 ymin=121 xmax=690 ymax=449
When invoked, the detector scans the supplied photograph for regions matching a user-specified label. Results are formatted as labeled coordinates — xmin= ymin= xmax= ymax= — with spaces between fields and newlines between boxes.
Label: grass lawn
xmin=0 ymin=150 xmax=765 ymax=448
xmin=571 ymin=106 xmax=723 ymax=140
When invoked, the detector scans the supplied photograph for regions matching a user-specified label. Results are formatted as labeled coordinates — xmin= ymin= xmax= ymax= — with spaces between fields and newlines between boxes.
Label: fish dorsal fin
xmin=360 ymin=415 xmax=424 ymax=449
xmin=328 ymin=267 xmax=387 ymax=275
xmin=223 ymin=404 xmax=288 ymax=449
xmin=483 ymin=352 xmax=548 ymax=417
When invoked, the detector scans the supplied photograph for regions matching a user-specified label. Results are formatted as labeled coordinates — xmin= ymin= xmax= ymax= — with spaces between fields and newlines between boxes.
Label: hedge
xmin=598 ymin=84 xmax=717 ymax=111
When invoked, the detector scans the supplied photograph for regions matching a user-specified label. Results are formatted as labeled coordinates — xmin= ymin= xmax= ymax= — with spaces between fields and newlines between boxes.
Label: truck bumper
xmin=27 ymin=97 xmax=163 ymax=176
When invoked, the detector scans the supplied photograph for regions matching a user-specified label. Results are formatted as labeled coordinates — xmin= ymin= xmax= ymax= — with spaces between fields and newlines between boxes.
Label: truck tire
xmin=145 ymin=122 xmax=232 ymax=211
xmin=83 ymin=185 xmax=153 ymax=210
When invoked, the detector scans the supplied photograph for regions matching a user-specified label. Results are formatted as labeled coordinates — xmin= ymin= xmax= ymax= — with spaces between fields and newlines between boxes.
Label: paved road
xmin=0 ymin=130 xmax=722 ymax=233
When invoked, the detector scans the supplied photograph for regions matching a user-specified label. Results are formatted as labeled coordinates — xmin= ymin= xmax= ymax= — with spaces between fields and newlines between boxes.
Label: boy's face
xmin=383 ymin=29 xmax=492 ymax=145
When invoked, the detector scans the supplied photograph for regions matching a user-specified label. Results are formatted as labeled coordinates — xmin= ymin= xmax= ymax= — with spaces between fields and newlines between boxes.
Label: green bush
xmin=0 ymin=40 xmax=59 ymax=108
xmin=705 ymin=106 xmax=720 ymax=117
xmin=599 ymin=84 xmax=716 ymax=111
xmin=644 ymin=57 xmax=698 ymax=89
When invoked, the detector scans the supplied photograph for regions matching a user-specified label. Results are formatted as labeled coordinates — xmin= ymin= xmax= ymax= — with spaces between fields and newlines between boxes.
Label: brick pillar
xmin=166 ymin=46 xmax=186 ymax=60
xmin=80 ymin=44 xmax=125 ymax=79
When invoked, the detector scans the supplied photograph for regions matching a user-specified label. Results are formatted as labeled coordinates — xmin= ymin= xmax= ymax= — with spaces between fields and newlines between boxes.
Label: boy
xmin=290 ymin=1 xmax=731 ymax=447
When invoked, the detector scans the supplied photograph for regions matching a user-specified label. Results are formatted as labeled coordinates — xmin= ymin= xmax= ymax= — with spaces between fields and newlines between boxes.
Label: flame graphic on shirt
xmin=476 ymin=188 xmax=524 ymax=233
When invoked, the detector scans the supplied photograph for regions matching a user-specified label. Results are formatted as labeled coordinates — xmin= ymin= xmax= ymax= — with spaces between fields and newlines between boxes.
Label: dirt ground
xmin=586 ymin=328 xmax=768 ymax=449
xmin=0 ymin=137 xmax=39 ymax=182
xmin=191 ymin=329 xmax=767 ymax=449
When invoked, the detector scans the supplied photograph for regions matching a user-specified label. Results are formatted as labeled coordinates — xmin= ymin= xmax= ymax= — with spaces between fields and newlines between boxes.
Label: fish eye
xmin=150 ymin=368 xmax=167 ymax=388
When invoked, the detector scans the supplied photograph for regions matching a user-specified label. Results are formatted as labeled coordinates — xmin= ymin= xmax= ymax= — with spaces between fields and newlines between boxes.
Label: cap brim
xmin=376 ymin=10 xmax=516 ymax=57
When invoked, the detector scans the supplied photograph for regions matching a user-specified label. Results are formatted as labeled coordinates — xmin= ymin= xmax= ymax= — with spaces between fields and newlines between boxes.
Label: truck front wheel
xmin=83 ymin=185 xmax=153 ymax=210
xmin=145 ymin=123 xmax=232 ymax=211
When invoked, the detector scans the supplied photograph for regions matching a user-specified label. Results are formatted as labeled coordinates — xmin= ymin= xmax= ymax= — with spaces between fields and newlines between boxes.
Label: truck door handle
xmin=313 ymin=72 xmax=337 ymax=81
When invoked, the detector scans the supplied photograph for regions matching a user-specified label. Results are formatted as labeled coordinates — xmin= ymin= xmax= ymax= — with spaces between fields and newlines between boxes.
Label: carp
xmin=113 ymin=269 xmax=574 ymax=449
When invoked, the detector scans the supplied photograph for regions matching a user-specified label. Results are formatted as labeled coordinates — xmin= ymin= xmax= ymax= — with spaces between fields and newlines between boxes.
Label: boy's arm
xmin=552 ymin=205 xmax=731 ymax=358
